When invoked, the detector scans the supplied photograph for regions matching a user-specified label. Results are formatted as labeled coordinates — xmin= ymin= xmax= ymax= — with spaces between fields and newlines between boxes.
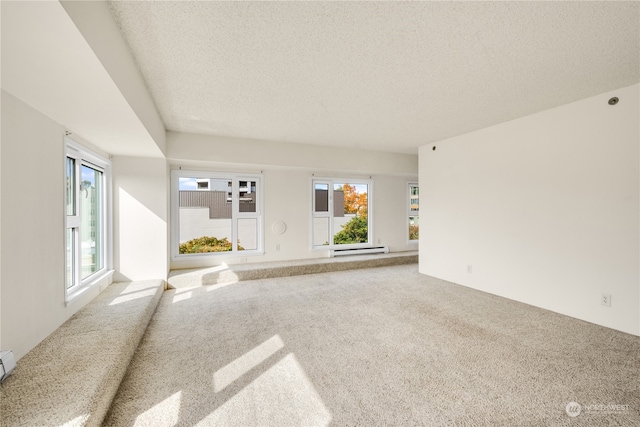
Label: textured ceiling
xmin=109 ymin=1 xmax=639 ymax=154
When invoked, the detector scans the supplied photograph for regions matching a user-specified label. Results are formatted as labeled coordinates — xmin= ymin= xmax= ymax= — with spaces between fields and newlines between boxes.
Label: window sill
xmin=65 ymin=269 xmax=114 ymax=306
xmin=171 ymin=251 xmax=264 ymax=263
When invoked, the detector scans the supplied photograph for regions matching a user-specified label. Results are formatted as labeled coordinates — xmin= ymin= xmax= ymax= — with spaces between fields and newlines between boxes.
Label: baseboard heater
xmin=331 ymin=246 xmax=389 ymax=257
xmin=0 ymin=350 xmax=16 ymax=382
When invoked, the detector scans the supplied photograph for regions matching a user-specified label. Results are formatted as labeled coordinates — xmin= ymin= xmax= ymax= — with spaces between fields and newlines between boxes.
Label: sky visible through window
xmin=82 ymin=167 xmax=95 ymax=183
xmin=341 ymin=184 xmax=367 ymax=194
xmin=179 ymin=177 xmax=231 ymax=191
xmin=179 ymin=177 xmax=198 ymax=190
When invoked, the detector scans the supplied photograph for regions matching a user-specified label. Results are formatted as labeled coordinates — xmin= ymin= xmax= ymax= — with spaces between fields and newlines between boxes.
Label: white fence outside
xmin=179 ymin=208 xmax=257 ymax=250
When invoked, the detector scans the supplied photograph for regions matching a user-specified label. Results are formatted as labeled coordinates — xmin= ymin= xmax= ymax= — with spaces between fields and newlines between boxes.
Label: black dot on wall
xmin=432 ymin=146 xmax=436 ymax=151
xmin=609 ymin=97 xmax=619 ymax=105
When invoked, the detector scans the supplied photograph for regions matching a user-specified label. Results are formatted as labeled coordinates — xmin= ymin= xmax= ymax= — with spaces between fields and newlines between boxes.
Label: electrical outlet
xmin=467 ymin=265 xmax=472 ymax=273
xmin=601 ymin=293 xmax=612 ymax=307
xmin=276 ymin=244 xmax=280 ymax=251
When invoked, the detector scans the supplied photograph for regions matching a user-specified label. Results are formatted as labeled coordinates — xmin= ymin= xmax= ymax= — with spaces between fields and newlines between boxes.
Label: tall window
xmin=312 ymin=178 xmax=372 ymax=249
xmin=408 ymin=182 xmax=419 ymax=241
xmin=172 ymin=170 xmax=263 ymax=257
xmin=65 ymin=139 xmax=110 ymax=298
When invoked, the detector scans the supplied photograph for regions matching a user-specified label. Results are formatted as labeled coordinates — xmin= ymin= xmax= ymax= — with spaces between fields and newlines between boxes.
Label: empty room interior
xmin=1 ymin=1 xmax=639 ymax=426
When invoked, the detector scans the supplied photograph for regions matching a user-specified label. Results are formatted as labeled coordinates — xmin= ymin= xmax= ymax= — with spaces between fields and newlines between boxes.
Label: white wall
xmin=261 ymin=169 xmax=416 ymax=262
xmin=112 ymin=156 xmax=169 ymax=281
xmin=167 ymin=131 xmax=418 ymax=175
xmin=168 ymin=133 xmax=419 ymax=269
xmin=2 ymin=1 xmax=164 ymax=160
xmin=375 ymin=175 xmax=420 ymax=251
xmin=0 ymin=91 xmax=3 ymax=356
xmin=420 ymin=84 xmax=639 ymax=335
xmin=0 ymin=91 xmax=110 ymax=360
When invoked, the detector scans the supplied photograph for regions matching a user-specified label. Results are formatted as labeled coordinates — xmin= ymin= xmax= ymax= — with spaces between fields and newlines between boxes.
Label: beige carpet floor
xmin=0 ymin=280 xmax=164 ymax=427
xmin=104 ymin=265 xmax=640 ymax=426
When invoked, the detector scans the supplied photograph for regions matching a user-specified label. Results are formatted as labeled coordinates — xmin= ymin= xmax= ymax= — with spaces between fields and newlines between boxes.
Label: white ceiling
xmin=108 ymin=1 xmax=639 ymax=155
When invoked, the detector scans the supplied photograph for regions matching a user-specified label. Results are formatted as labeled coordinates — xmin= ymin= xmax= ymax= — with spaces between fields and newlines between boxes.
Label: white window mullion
xmin=231 ymin=178 xmax=238 ymax=252
xmin=328 ymin=187 xmax=334 ymax=246
xmin=311 ymin=180 xmax=331 ymax=248
xmin=100 ymin=168 xmax=108 ymax=271
xmin=73 ymin=227 xmax=81 ymax=290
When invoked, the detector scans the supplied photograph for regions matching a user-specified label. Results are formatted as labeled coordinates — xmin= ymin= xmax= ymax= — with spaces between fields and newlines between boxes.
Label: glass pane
xmin=178 ymin=177 xmax=234 ymax=253
xmin=66 ymin=228 xmax=75 ymax=289
xmin=237 ymin=218 xmax=258 ymax=251
xmin=333 ymin=183 xmax=368 ymax=245
xmin=409 ymin=216 xmax=419 ymax=240
xmin=314 ymin=183 xmax=329 ymax=212
xmin=238 ymin=180 xmax=257 ymax=213
xmin=410 ymin=184 xmax=419 ymax=212
xmin=313 ymin=217 xmax=330 ymax=246
xmin=81 ymin=165 xmax=102 ymax=279
xmin=66 ymin=157 xmax=75 ymax=216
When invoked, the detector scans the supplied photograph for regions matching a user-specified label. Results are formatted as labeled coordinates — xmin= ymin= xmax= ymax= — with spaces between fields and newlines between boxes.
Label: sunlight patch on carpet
xmin=109 ymin=287 xmax=159 ymax=306
xmin=172 ymin=290 xmax=192 ymax=303
xmin=205 ymin=279 xmax=240 ymax=292
xmin=134 ymin=391 xmax=182 ymax=426
xmin=214 ymin=335 xmax=285 ymax=392
xmin=202 ymin=353 xmax=332 ymax=426
xmin=60 ymin=414 xmax=89 ymax=427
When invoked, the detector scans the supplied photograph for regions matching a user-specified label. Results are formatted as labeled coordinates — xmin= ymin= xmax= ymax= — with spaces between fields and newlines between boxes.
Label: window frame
xmin=408 ymin=181 xmax=419 ymax=243
xmin=311 ymin=177 xmax=374 ymax=250
xmin=171 ymin=169 xmax=264 ymax=260
xmin=65 ymin=138 xmax=112 ymax=303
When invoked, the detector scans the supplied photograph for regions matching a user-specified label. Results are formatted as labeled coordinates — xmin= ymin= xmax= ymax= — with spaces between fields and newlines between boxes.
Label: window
xmin=172 ymin=170 xmax=263 ymax=257
xmin=312 ymin=178 xmax=372 ymax=249
xmin=408 ymin=182 xmax=419 ymax=241
xmin=65 ymin=139 xmax=111 ymax=299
